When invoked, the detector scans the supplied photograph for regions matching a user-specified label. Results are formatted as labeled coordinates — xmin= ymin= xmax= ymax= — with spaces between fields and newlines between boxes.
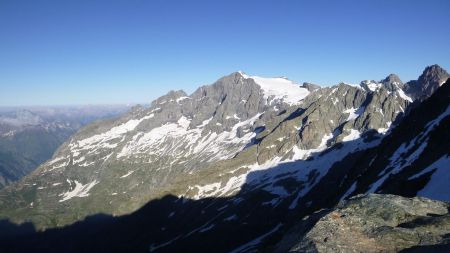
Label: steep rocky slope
xmin=329 ymin=77 xmax=450 ymax=203
xmin=0 ymin=65 xmax=448 ymax=252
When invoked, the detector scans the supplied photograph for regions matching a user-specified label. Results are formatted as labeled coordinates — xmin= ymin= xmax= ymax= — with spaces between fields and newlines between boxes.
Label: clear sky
xmin=1 ymin=0 xmax=449 ymax=106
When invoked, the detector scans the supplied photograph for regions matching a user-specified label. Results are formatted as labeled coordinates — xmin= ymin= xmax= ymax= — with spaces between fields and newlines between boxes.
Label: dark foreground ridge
xmin=0 ymin=193 xmax=449 ymax=253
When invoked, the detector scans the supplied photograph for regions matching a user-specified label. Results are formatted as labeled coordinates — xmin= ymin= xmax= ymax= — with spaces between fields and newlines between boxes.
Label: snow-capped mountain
xmin=0 ymin=65 xmax=448 ymax=252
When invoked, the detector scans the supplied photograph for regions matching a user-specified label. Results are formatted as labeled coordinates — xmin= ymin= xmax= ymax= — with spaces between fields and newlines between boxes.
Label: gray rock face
xmin=275 ymin=194 xmax=450 ymax=253
xmin=0 ymin=66 xmax=444 ymax=233
xmin=255 ymin=81 xmax=408 ymax=164
xmin=330 ymin=78 xmax=450 ymax=204
xmin=302 ymin=82 xmax=321 ymax=92
xmin=404 ymin=64 xmax=449 ymax=101
xmin=381 ymin=73 xmax=404 ymax=91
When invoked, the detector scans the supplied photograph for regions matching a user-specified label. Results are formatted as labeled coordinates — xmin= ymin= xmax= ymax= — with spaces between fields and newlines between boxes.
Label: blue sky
xmin=1 ymin=0 xmax=449 ymax=106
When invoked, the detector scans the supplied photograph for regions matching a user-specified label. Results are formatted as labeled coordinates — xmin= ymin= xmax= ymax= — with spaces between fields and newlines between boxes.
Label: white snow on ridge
xmin=47 ymin=156 xmax=66 ymax=166
xmin=414 ymin=155 xmax=450 ymax=202
xmin=341 ymin=182 xmax=357 ymax=200
xmin=397 ymin=89 xmax=413 ymax=102
xmin=59 ymin=180 xmax=99 ymax=202
xmin=388 ymin=104 xmax=450 ymax=171
xmin=343 ymin=107 xmax=364 ymax=121
xmin=198 ymin=224 xmax=215 ymax=233
xmin=368 ymin=105 xmax=450 ymax=194
xmin=192 ymin=182 xmax=222 ymax=199
xmin=1 ymin=130 xmax=15 ymax=137
xmin=342 ymin=129 xmax=361 ymax=142
xmin=69 ymin=114 xmax=155 ymax=156
xmin=377 ymin=121 xmax=392 ymax=134
xmin=188 ymin=129 xmax=379 ymax=203
xmin=118 ymin=113 xmax=262 ymax=162
xmin=176 ymin=96 xmax=190 ymax=103
xmin=292 ymin=133 xmax=333 ymax=160
xmin=120 ymin=170 xmax=134 ymax=178
xmin=240 ymin=73 xmax=309 ymax=105
xmin=361 ymin=80 xmax=382 ymax=92
xmin=342 ymin=82 xmax=362 ymax=88
xmin=50 ymin=160 xmax=69 ymax=170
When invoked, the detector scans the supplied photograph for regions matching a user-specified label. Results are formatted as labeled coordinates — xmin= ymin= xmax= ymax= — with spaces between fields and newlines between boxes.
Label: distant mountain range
xmin=0 ymin=65 xmax=448 ymax=252
xmin=0 ymin=105 xmax=130 ymax=188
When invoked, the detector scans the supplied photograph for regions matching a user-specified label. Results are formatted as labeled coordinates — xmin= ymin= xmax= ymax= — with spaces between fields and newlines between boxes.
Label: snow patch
xmin=224 ymin=214 xmax=237 ymax=221
xmin=377 ymin=121 xmax=392 ymax=134
xmin=413 ymin=155 xmax=450 ymax=202
xmin=240 ymin=73 xmax=309 ymax=105
xmin=342 ymin=129 xmax=361 ymax=142
xmin=343 ymin=107 xmax=364 ymax=121
xmin=397 ymin=89 xmax=413 ymax=102
xmin=176 ymin=96 xmax=190 ymax=103
xmin=118 ymin=113 xmax=262 ymax=162
xmin=292 ymin=133 xmax=333 ymax=160
xmin=341 ymin=182 xmax=357 ymax=200
xmin=361 ymin=80 xmax=382 ymax=91
xmin=59 ymin=180 xmax=99 ymax=202
xmin=199 ymin=224 xmax=215 ymax=232
xmin=120 ymin=171 xmax=134 ymax=178
xmin=71 ymin=114 xmax=155 ymax=155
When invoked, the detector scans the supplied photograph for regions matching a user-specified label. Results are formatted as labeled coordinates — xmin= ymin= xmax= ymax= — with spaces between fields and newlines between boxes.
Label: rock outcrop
xmin=275 ymin=194 xmax=450 ymax=253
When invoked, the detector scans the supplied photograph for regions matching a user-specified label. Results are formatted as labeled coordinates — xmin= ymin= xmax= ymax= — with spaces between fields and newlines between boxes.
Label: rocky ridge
xmin=404 ymin=64 xmax=449 ymax=101
xmin=0 ymin=70 xmax=410 ymax=227
xmin=0 ymin=65 xmax=448 ymax=252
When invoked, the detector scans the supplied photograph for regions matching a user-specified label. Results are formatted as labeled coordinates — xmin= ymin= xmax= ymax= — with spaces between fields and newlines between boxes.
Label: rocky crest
xmin=275 ymin=194 xmax=450 ymax=253
xmin=404 ymin=64 xmax=449 ymax=101
xmin=381 ymin=73 xmax=404 ymax=91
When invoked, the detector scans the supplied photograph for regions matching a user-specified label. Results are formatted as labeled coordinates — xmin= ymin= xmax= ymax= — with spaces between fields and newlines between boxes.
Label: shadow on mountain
xmin=0 ymin=80 xmax=448 ymax=253
xmin=0 ymin=130 xmax=446 ymax=253
xmin=0 ymin=136 xmax=390 ymax=253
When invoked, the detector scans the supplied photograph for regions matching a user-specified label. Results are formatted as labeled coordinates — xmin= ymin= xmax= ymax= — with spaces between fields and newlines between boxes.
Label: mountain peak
xmin=150 ymin=89 xmax=188 ymax=107
xmin=380 ymin=73 xmax=403 ymax=91
xmin=419 ymin=64 xmax=449 ymax=85
xmin=404 ymin=64 xmax=450 ymax=101
xmin=381 ymin=73 xmax=402 ymax=85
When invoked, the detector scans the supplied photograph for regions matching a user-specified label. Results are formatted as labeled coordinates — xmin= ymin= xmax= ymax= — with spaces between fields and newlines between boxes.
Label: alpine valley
xmin=0 ymin=65 xmax=449 ymax=253
xmin=0 ymin=105 xmax=129 ymax=189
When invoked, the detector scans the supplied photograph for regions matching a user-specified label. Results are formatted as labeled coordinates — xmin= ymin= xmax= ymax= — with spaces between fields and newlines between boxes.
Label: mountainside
xmin=328 ymin=76 xmax=450 ymax=202
xmin=0 ymin=65 xmax=448 ymax=252
xmin=0 ymin=105 xmax=129 ymax=188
